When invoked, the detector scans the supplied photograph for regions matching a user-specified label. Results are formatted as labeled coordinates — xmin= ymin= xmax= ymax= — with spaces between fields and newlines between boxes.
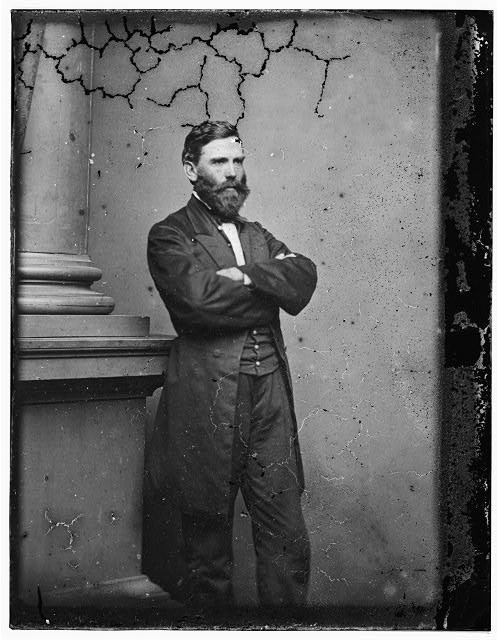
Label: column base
xmin=16 ymin=252 xmax=115 ymax=314
xmin=17 ymin=314 xmax=150 ymax=338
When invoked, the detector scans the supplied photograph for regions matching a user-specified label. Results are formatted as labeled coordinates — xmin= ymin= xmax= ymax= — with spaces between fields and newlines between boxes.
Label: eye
xmin=234 ymin=158 xmax=244 ymax=165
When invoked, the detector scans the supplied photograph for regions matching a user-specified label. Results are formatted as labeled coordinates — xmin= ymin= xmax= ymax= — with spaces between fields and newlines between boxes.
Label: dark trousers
xmin=181 ymin=368 xmax=310 ymax=607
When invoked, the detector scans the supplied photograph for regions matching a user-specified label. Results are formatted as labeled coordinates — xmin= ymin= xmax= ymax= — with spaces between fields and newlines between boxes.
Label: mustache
xmin=213 ymin=179 xmax=250 ymax=195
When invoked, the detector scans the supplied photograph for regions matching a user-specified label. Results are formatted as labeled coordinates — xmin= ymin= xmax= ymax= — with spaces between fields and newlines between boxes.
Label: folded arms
xmin=147 ymin=221 xmax=317 ymax=334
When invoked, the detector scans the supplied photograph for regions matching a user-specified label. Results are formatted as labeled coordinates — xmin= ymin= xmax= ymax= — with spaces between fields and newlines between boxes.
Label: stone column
xmin=12 ymin=16 xmax=174 ymax=612
xmin=14 ymin=17 xmax=114 ymax=315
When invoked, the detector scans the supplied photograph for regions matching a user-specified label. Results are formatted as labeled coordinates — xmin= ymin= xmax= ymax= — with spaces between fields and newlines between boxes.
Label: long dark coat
xmin=147 ymin=196 xmax=317 ymax=515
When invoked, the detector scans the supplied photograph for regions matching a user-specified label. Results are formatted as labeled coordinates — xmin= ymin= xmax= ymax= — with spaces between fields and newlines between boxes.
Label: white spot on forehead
xmin=199 ymin=136 xmax=247 ymax=159
xmin=231 ymin=136 xmax=248 ymax=155
xmin=207 ymin=136 xmax=242 ymax=147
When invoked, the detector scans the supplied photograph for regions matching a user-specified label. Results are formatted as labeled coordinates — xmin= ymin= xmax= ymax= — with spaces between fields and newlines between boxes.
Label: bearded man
xmin=147 ymin=121 xmax=317 ymax=609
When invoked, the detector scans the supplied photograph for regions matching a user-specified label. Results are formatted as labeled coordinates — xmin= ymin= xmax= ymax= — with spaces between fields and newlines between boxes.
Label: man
xmin=147 ymin=121 xmax=317 ymax=609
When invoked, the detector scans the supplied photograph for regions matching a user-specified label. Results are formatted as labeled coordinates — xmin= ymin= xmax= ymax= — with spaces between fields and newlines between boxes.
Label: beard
xmin=194 ymin=171 xmax=250 ymax=221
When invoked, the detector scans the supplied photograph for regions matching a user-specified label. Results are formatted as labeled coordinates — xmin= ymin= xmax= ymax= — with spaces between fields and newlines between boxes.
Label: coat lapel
xmin=239 ymin=222 xmax=270 ymax=264
xmin=185 ymin=196 xmax=236 ymax=268
xmin=185 ymin=195 xmax=269 ymax=267
xmin=185 ymin=195 xmax=216 ymax=235
xmin=194 ymin=234 xmax=237 ymax=268
xmin=238 ymin=224 xmax=253 ymax=264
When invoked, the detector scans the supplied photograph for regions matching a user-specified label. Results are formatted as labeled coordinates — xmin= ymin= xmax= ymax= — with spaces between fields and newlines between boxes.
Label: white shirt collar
xmin=192 ymin=190 xmax=210 ymax=209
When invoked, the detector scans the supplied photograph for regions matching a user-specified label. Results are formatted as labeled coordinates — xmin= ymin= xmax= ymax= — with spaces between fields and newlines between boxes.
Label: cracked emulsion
xmin=12 ymin=11 xmax=458 ymax=613
xmin=44 ymin=510 xmax=83 ymax=553
xmin=15 ymin=16 xmax=350 ymax=126
xmin=208 ymin=371 xmax=234 ymax=438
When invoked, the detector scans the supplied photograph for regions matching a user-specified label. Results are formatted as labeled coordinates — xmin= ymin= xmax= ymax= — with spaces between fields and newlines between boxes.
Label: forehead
xmin=200 ymin=137 xmax=244 ymax=160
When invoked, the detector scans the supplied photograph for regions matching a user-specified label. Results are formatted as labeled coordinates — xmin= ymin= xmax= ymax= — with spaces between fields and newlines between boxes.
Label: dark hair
xmin=182 ymin=120 xmax=241 ymax=165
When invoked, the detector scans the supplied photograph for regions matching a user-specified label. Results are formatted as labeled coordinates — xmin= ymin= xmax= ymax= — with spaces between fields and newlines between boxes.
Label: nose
xmin=224 ymin=161 xmax=237 ymax=179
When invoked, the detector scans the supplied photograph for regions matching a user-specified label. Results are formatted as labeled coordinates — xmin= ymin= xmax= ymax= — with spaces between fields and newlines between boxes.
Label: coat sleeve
xmin=147 ymin=221 xmax=278 ymax=333
xmin=239 ymin=224 xmax=318 ymax=316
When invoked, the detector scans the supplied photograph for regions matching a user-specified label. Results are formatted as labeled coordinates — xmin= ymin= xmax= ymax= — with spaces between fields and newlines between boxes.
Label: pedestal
xmin=13 ymin=316 xmax=174 ymax=607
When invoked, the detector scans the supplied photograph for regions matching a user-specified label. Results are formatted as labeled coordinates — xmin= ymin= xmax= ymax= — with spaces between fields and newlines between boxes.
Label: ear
xmin=183 ymin=161 xmax=198 ymax=183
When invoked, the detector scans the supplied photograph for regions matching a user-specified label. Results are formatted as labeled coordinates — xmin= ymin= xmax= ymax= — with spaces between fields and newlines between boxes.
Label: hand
xmin=276 ymin=252 xmax=297 ymax=260
xmin=216 ymin=267 xmax=245 ymax=282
